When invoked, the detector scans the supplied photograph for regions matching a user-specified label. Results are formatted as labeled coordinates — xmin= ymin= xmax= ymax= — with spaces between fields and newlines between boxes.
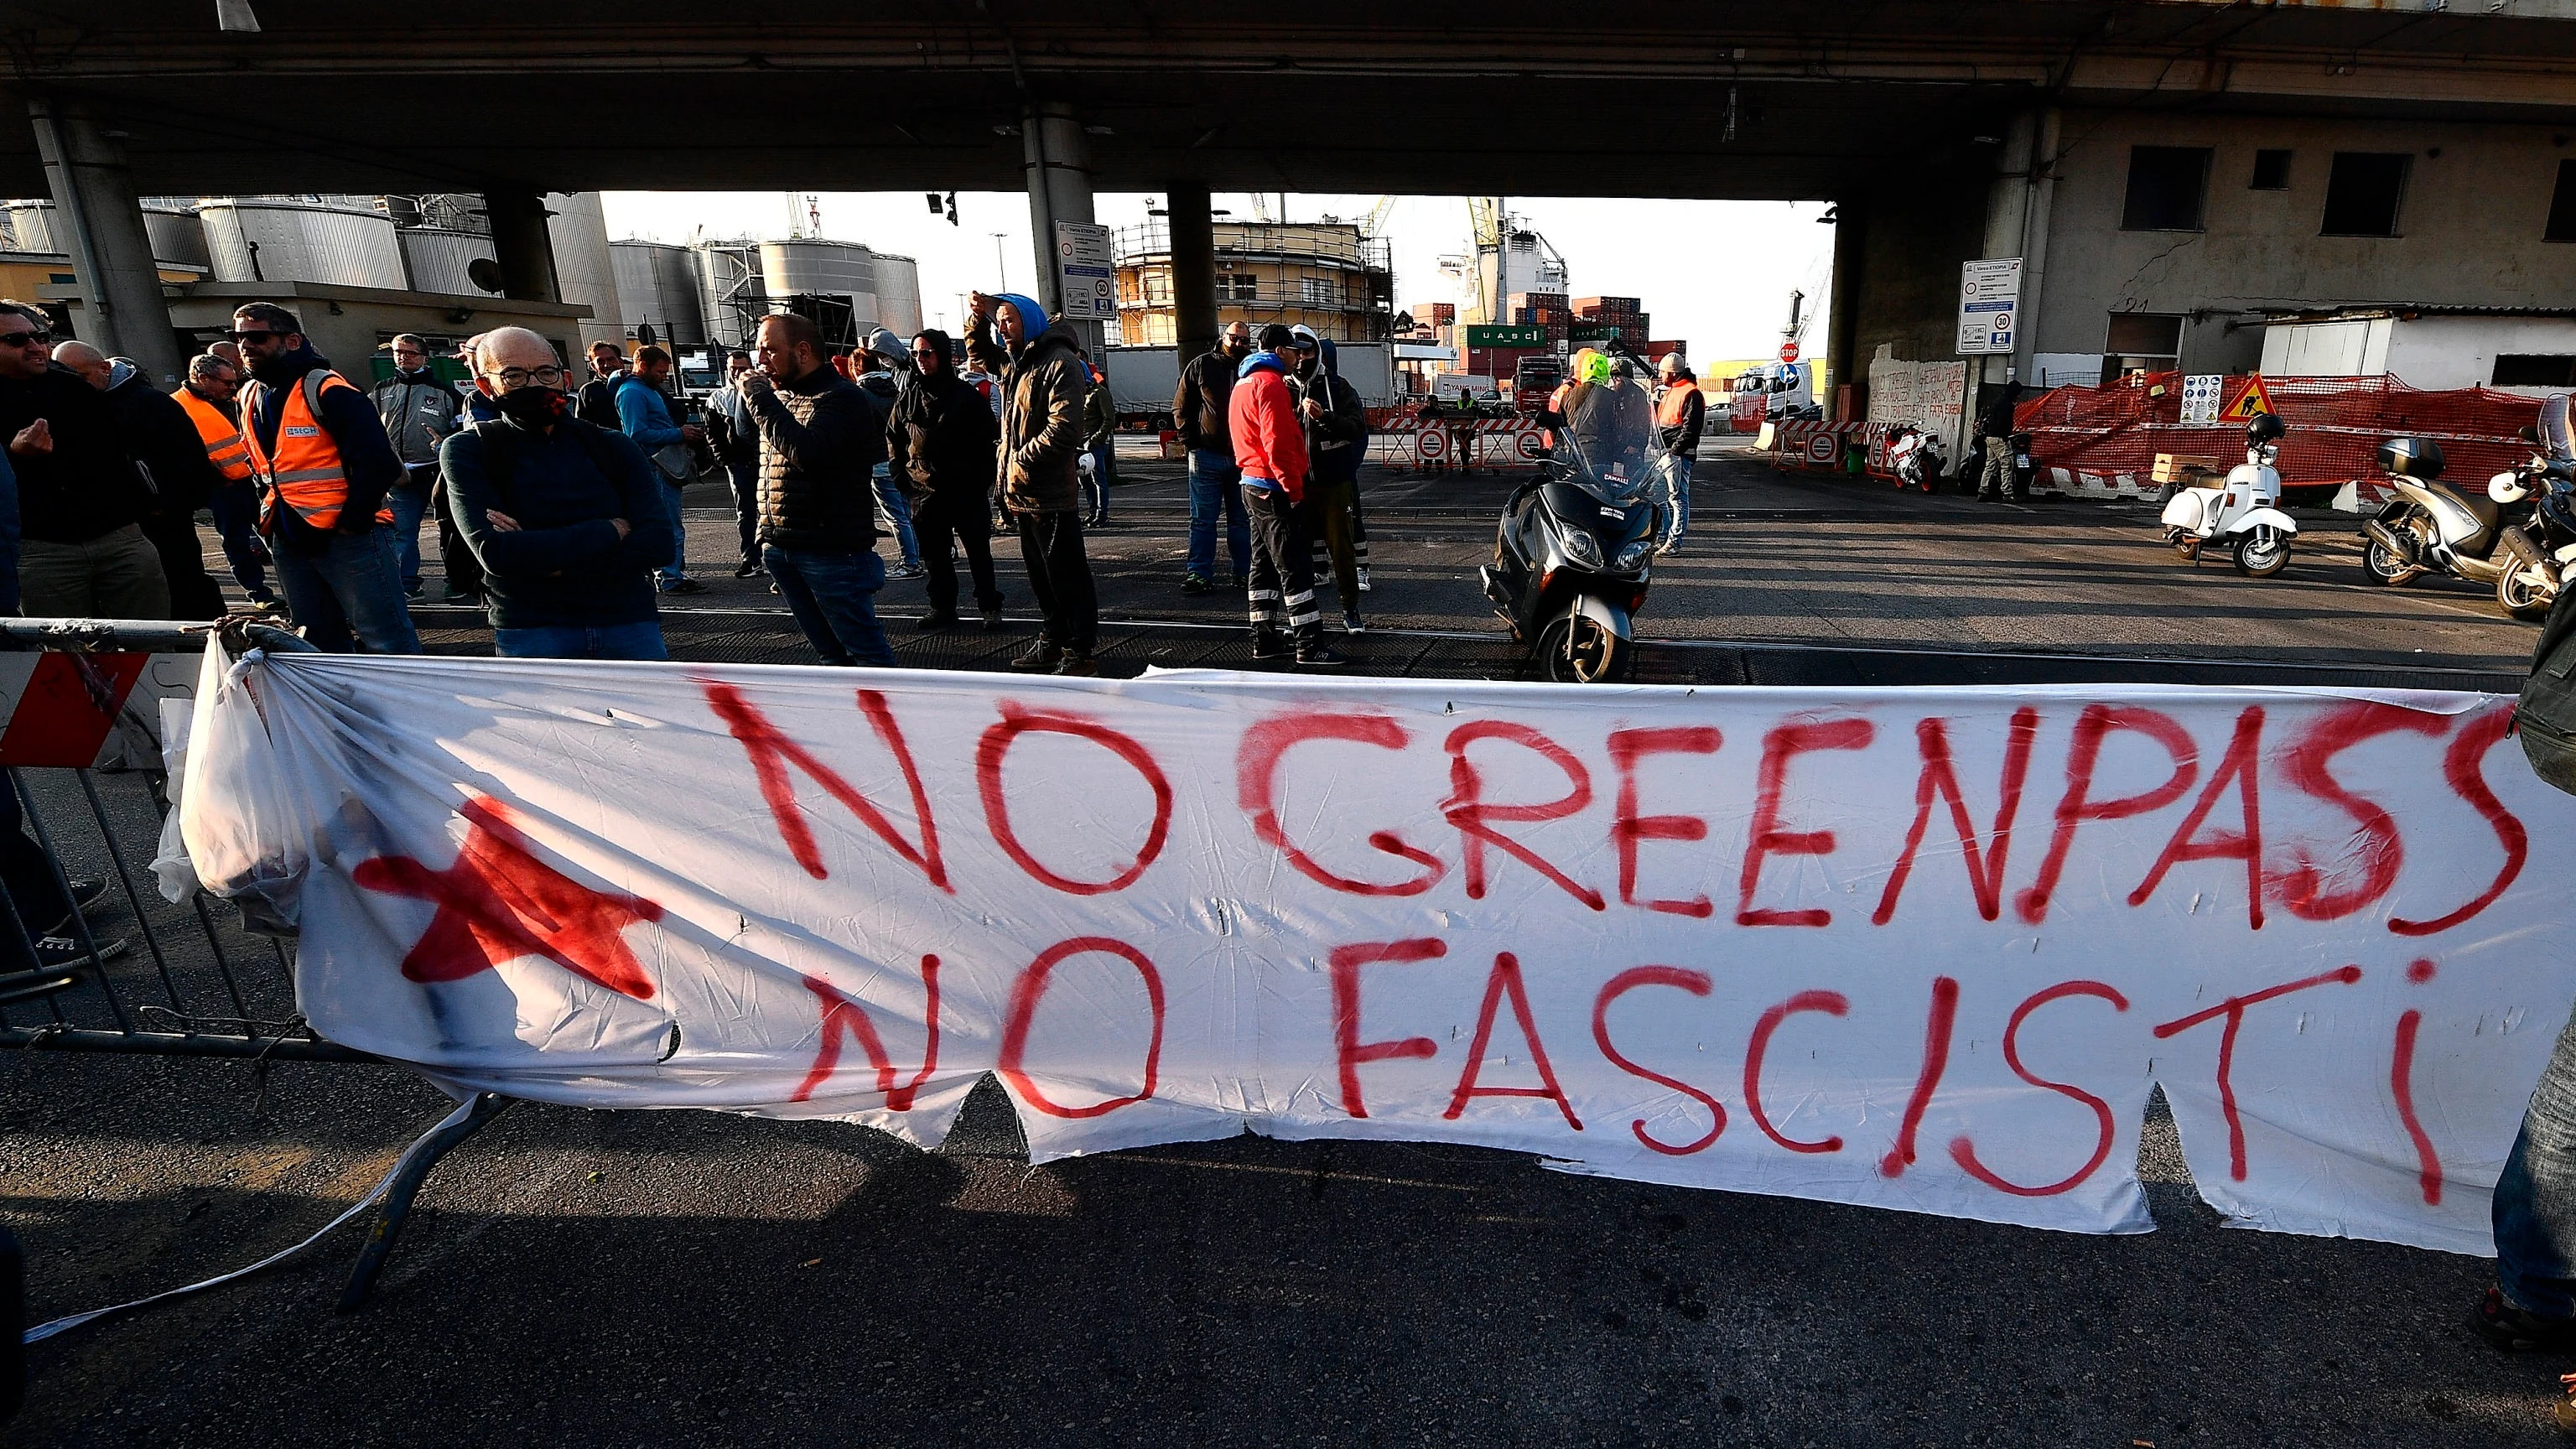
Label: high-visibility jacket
xmin=173 ymin=385 xmax=253 ymax=485
xmin=238 ymin=368 xmax=392 ymax=531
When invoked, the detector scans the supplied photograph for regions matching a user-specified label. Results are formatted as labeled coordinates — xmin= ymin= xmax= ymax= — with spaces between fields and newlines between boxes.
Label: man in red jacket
xmin=1228 ymin=325 xmax=1344 ymax=666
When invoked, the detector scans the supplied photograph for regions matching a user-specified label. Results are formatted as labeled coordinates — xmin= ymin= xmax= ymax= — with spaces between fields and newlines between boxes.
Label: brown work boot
xmin=1010 ymin=639 xmax=1064 ymax=673
xmin=1055 ymin=652 xmax=1100 ymax=678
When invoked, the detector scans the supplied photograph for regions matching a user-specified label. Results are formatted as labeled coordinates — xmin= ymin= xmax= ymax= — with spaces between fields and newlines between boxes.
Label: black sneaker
xmin=1296 ymin=641 xmax=1349 ymax=667
xmin=34 ymin=934 xmax=127 ymax=969
xmin=1056 ymin=652 xmax=1101 ymax=678
xmin=662 ymin=578 xmax=709 ymax=596
xmin=979 ymin=606 xmax=1005 ymax=631
xmin=403 ymin=584 xmax=425 ymax=602
xmin=36 ymin=876 xmax=110 ymax=937
xmin=444 ymin=588 xmax=484 ymax=605
xmin=734 ymin=560 xmax=761 ymax=579
xmin=1181 ymin=574 xmax=1214 ymax=595
xmin=1343 ymin=610 xmax=1365 ymax=635
xmin=1011 ymin=640 xmax=1065 ymax=672
xmin=2472 ymin=1289 xmax=2576 ymax=1352
xmin=916 ymin=610 xmax=958 ymax=631
xmin=1251 ymin=631 xmax=1293 ymax=661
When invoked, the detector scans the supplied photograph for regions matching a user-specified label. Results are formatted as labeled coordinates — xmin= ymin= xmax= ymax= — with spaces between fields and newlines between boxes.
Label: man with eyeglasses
xmin=442 ymin=328 xmax=673 ymax=660
xmin=0 ymin=301 xmax=166 ymax=618
xmin=371 ymin=333 xmax=470 ymax=604
xmin=174 ymin=351 xmax=278 ymax=609
xmin=231 ymin=301 xmax=418 ymax=653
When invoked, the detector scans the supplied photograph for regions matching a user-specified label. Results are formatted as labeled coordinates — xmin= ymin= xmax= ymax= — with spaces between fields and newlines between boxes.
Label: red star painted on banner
xmin=352 ymin=793 xmax=666 ymax=1000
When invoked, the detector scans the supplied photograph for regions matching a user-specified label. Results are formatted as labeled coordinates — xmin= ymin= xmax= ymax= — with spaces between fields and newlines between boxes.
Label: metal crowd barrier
xmin=0 ymin=617 xmax=365 ymax=1065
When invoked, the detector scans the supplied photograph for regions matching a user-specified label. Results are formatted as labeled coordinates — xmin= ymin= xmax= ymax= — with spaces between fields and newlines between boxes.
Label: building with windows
xmin=1112 ymin=220 xmax=1392 ymax=345
xmin=1841 ymin=111 xmax=2576 ymax=406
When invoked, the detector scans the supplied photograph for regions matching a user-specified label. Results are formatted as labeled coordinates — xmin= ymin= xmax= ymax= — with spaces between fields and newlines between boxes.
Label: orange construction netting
xmin=2015 ymin=373 xmax=2544 ymax=492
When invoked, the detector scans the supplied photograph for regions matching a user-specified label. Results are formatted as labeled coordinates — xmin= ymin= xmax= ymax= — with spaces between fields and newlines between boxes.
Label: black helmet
xmin=2246 ymin=413 xmax=2285 ymax=448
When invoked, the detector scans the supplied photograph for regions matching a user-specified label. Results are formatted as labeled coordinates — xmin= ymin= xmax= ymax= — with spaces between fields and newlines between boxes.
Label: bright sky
xmin=601 ymin=191 xmax=1835 ymax=365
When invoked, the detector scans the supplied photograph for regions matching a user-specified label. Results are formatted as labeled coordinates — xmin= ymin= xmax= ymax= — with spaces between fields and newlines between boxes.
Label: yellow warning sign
xmin=2220 ymin=374 xmax=2277 ymax=420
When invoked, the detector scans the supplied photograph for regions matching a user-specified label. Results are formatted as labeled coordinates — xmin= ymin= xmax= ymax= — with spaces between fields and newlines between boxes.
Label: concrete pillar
xmin=1166 ymin=182 xmax=1218 ymax=359
xmin=29 ymin=96 xmax=184 ymax=388
xmin=1021 ymin=101 xmax=1103 ymax=353
xmin=1825 ymin=199 xmax=1867 ymax=413
xmin=484 ymin=191 xmax=561 ymax=304
xmin=1980 ymin=108 xmax=2059 ymax=387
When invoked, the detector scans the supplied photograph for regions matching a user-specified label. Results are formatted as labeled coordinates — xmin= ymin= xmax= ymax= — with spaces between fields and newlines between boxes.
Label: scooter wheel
xmin=2233 ymin=532 xmax=2291 ymax=579
xmin=2174 ymin=536 xmax=2203 ymax=563
xmin=2499 ymin=564 xmax=2556 ymax=622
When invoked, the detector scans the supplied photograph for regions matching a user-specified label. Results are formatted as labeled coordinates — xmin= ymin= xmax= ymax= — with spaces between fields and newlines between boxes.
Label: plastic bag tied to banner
xmin=179 ymin=643 xmax=2576 ymax=1254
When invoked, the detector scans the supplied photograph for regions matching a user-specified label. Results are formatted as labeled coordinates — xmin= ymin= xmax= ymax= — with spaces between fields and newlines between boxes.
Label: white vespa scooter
xmin=2159 ymin=413 xmax=2297 ymax=577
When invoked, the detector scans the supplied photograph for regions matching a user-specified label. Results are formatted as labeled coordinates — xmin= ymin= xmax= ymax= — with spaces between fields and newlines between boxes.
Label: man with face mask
xmin=231 ymin=302 xmax=418 ymax=652
xmin=439 ymin=327 xmax=673 ymax=660
xmin=1173 ymin=320 xmax=1252 ymax=593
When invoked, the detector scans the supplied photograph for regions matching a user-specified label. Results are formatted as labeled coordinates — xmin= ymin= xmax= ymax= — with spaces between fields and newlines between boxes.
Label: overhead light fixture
xmin=215 ymin=0 xmax=261 ymax=33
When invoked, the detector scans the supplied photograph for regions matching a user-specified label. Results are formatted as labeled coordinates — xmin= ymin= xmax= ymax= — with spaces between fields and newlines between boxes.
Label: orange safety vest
xmin=237 ymin=368 xmax=392 ymax=531
xmin=1654 ymin=383 xmax=1697 ymax=428
xmin=173 ymin=385 xmax=253 ymax=485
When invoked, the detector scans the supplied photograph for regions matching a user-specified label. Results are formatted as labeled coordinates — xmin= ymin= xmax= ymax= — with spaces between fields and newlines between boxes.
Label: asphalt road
xmin=2 ymin=439 xmax=2563 ymax=1446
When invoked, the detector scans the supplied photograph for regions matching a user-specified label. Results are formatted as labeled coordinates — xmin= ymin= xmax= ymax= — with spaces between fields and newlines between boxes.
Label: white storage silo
xmin=873 ymin=252 xmax=923 ymax=338
xmin=545 ymin=192 xmax=622 ymax=351
xmin=399 ymin=227 xmax=498 ymax=295
xmin=760 ymin=238 xmax=878 ymax=347
xmin=610 ymin=241 xmax=707 ymax=346
xmin=199 ymin=198 xmax=406 ymax=289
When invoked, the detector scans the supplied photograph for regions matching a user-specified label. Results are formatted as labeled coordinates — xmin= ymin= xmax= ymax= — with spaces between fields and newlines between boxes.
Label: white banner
xmin=179 ymin=646 xmax=2576 ymax=1253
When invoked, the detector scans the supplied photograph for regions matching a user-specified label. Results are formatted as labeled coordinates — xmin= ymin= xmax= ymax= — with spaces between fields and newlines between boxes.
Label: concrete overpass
xmin=5 ymin=1 xmax=2575 ymax=400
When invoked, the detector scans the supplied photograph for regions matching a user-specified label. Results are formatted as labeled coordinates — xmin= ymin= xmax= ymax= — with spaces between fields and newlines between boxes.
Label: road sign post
xmin=1053 ymin=221 xmax=1118 ymax=323
xmin=1955 ymin=257 xmax=2023 ymax=356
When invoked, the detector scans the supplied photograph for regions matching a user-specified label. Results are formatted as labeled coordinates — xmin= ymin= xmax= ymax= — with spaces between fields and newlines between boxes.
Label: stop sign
xmin=1779 ymin=341 xmax=1800 ymax=363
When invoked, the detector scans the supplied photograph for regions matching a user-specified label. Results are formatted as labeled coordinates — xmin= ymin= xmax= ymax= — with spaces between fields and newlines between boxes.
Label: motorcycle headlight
xmin=1559 ymin=530 xmax=1604 ymax=569
xmin=1613 ymin=537 xmax=1654 ymax=570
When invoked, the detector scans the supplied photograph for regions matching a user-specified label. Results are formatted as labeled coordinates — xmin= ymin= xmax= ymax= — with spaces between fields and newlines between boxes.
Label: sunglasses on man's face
xmin=229 ymin=330 xmax=288 ymax=344
xmin=0 ymin=330 xmax=51 ymax=349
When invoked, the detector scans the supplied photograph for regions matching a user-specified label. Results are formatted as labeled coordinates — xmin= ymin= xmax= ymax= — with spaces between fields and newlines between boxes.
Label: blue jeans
xmin=657 ymin=481 xmax=688 ymax=588
xmin=871 ymin=463 xmax=921 ymax=568
xmin=765 ymin=544 xmax=894 ymax=667
xmin=1660 ymin=457 xmax=1692 ymax=547
xmin=390 ymin=467 xmax=435 ymax=590
xmin=1187 ymin=449 xmax=1249 ymax=581
xmin=2498 ymin=1006 xmax=2576 ymax=1317
xmin=273 ymin=526 xmax=422 ymax=654
xmin=206 ymin=480 xmax=273 ymax=602
xmin=494 ymin=620 xmax=669 ymax=661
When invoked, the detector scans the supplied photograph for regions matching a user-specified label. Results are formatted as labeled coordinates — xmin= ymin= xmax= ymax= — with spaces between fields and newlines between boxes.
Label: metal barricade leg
xmin=335 ymin=1092 xmax=512 ymax=1314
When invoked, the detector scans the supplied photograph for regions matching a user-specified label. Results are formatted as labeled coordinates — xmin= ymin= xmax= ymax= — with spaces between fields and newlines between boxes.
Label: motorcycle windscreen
xmin=1561 ymin=379 xmax=1665 ymax=493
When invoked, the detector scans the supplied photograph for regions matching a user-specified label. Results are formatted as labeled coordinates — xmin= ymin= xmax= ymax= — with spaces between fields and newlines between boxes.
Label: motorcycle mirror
xmin=2521 ymin=425 xmax=2542 ymax=444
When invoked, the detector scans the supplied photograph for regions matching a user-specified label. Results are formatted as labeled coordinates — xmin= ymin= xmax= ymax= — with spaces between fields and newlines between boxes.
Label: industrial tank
xmin=199 ymin=198 xmax=406 ymax=288
xmin=545 ymin=192 xmax=621 ymax=350
xmin=1 ymin=200 xmax=208 ymax=271
xmin=610 ymin=241 xmax=707 ymax=345
xmin=398 ymin=227 xmax=497 ymax=295
xmin=872 ymin=252 xmax=924 ymax=337
xmin=143 ymin=205 xmax=210 ymax=271
xmin=761 ymin=238 xmax=878 ymax=345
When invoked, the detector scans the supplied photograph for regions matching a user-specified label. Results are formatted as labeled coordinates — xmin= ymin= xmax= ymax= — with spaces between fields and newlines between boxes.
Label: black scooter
xmin=1480 ymin=465 xmax=1659 ymax=683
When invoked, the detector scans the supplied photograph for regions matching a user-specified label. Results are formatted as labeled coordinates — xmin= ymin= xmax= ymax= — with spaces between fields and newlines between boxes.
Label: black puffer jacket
xmin=746 ymin=362 xmax=883 ymax=553
xmin=887 ymin=366 xmax=1000 ymax=506
xmin=1173 ymin=347 xmax=1237 ymax=454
